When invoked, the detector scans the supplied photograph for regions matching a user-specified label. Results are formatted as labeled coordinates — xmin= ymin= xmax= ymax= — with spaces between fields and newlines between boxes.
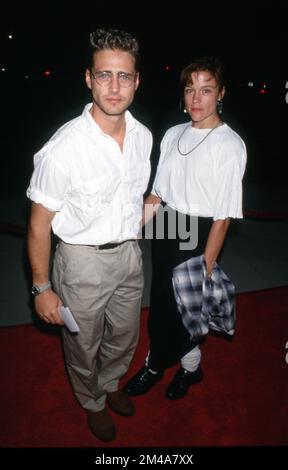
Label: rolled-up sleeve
xmin=27 ymin=151 xmax=69 ymax=212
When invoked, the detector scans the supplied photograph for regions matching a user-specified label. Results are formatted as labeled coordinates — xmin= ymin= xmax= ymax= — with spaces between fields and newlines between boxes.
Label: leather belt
xmin=88 ymin=240 xmax=135 ymax=250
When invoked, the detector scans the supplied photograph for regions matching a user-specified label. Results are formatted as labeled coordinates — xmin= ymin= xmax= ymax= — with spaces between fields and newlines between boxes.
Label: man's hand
xmin=34 ymin=289 xmax=64 ymax=325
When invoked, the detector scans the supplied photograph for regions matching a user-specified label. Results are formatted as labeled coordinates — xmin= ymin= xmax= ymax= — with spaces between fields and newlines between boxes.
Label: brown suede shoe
xmin=87 ymin=407 xmax=116 ymax=441
xmin=107 ymin=390 xmax=135 ymax=416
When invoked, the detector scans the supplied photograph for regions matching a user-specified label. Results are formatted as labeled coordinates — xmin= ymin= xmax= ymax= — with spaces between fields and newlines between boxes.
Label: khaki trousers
xmin=52 ymin=240 xmax=144 ymax=412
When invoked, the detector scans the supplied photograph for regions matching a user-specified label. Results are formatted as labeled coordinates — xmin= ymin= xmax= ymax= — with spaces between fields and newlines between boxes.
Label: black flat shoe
xmin=166 ymin=367 xmax=203 ymax=400
xmin=123 ymin=366 xmax=163 ymax=396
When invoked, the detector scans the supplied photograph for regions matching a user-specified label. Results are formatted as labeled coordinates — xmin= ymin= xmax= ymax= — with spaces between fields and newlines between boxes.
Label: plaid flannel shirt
xmin=172 ymin=254 xmax=236 ymax=341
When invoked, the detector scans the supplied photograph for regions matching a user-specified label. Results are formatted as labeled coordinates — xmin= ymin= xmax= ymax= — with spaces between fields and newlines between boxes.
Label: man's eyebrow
xmin=185 ymin=84 xmax=217 ymax=88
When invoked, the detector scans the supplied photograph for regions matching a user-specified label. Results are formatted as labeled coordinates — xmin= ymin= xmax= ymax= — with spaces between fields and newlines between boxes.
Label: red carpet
xmin=1 ymin=287 xmax=288 ymax=448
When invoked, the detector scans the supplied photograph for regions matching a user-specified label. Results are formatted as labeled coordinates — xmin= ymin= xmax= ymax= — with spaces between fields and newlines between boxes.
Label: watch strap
xmin=31 ymin=281 xmax=52 ymax=295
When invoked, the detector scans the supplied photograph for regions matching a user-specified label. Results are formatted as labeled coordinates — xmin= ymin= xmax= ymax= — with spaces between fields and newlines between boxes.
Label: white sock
xmin=148 ymin=368 xmax=159 ymax=374
xmin=181 ymin=346 xmax=201 ymax=372
xmin=145 ymin=351 xmax=159 ymax=374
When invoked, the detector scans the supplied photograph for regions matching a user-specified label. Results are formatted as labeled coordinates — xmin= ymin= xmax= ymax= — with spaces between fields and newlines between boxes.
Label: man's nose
xmin=110 ymin=74 xmax=121 ymax=93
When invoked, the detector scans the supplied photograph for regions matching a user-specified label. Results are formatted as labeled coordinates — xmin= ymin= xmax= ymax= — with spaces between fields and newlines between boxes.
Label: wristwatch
xmin=31 ymin=281 xmax=52 ymax=296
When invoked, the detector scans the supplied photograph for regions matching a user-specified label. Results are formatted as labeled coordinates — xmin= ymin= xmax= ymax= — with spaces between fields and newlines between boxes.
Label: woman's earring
xmin=179 ymin=100 xmax=187 ymax=113
xmin=217 ymin=99 xmax=223 ymax=115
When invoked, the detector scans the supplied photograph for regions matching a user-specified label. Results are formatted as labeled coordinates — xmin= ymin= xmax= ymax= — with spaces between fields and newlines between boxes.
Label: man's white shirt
xmin=27 ymin=103 xmax=152 ymax=244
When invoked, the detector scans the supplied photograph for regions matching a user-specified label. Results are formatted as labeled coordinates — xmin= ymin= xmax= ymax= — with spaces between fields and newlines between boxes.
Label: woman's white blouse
xmin=152 ymin=122 xmax=246 ymax=220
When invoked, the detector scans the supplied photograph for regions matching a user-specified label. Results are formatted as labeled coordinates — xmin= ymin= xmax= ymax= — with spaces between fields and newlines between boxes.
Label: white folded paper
xmin=59 ymin=306 xmax=80 ymax=333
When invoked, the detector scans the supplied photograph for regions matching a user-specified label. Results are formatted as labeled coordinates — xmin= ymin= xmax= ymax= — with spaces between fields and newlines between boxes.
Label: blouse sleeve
xmin=213 ymin=139 xmax=247 ymax=221
xmin=151 ymin=129 xmax=170 ymax=197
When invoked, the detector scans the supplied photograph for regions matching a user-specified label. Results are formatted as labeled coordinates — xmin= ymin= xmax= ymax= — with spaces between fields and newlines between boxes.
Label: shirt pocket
xmin=71 ymin=175 xmax=120 ymax=216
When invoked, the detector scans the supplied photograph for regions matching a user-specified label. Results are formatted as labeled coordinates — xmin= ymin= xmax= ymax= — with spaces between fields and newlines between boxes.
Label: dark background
xmin=1 ymin=6 xmax=288 ymax=205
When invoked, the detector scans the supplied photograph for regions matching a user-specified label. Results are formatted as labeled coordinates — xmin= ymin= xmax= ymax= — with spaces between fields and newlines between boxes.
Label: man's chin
xmin=104 ymin=106 xmax=127 ymax=117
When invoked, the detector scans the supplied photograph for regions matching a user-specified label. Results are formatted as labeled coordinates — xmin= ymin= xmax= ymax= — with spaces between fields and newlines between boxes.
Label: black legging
xmin=147 ymin=206 xmax=212 ymax=370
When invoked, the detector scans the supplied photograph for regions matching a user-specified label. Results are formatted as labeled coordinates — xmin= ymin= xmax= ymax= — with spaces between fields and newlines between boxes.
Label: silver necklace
xmin=177 ymin=121 xmax=223 ymax=156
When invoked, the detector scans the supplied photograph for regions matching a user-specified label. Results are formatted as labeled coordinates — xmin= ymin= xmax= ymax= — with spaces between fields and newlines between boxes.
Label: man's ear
xmin=85 ymin=69 xmax=92 ymax=90
xmin=134 ymin=72 xmax=140 ymax=91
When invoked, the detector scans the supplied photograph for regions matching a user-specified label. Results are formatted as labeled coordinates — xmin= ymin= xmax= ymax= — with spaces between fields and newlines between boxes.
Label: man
xmin=27 ymin=28 xmax=152 ymax=442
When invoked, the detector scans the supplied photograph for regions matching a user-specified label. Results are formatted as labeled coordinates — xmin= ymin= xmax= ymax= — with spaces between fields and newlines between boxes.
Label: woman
xmin=124 ymin=56 xmax=247 ymax=400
